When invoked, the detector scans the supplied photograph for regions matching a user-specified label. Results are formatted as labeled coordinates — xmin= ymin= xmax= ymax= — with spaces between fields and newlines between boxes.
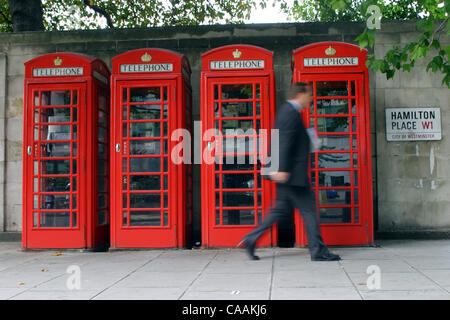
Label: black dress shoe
xmin=237 ymin=238 xmax=260 ymax=260
xmin=311 ymin=252 xmax=341 ymax=261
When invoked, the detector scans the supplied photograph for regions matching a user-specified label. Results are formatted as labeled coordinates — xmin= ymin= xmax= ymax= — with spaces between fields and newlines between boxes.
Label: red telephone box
xmin=200 ymin=45 xmax=276 ymax=247
xmin=292 ymin=42 xmax=374 ymax=246
xmin=22 ymin=53 xmax=111 ymax=249
xmin=110 ymin=49 xmax=192 ymax=248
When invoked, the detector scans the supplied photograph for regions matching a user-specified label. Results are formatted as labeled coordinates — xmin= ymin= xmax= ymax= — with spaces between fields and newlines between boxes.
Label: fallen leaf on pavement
xmin=357 ymin=282 xmax=366 ymax=285
xmin=51 ymin=252 xmax=63 ymax=256
xmin=17 ymin=282 xmax=26 ymax=285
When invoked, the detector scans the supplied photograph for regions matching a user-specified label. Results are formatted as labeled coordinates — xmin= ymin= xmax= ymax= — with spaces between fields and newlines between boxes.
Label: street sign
xmin=385 ymin=107 xmax=441 ymax=141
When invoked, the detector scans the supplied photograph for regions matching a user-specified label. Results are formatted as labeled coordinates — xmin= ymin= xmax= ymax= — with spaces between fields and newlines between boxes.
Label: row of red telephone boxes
xmin=22 ymin=43 xmax=373 ymax=249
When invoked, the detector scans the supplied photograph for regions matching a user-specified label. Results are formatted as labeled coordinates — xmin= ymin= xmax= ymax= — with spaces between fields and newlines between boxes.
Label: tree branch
xmin=83 ymin=0 xmax=114 ymax=28
xmin=427 ymin=18 xmax=448 ymax=48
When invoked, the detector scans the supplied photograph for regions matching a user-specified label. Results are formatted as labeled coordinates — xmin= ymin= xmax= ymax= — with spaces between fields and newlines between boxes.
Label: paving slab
xmin=0 ymin=240 xmax=449 ymax=300
xmin=139 ymin=259 xmax=211 ymax=272
xmin=338 ymin=259 xmax=416 ymax=273
xmin=115 ymin=271 xmax=201 ymax=288
xmin=0 ymin=269 xmax=64 ymax=288
xmin=347 ymin=272 xmax=443 ymax=291
xmin=272 ymin=269 xmax=353 ymax=288
xmin=330 ymin=248 xmax=398 ymax=260
xmin=400 ymin=257 xmax=450 ymax=270
xmin=180 ymin=290 xmax=268 ymax=300
xmin=10 ymin=289 xmax=100 ymax=300
xmin=205 ymin=258 xmax=272 ymax=274
xmin=93 ymin=287 xmax=185 ymax=300
xmin=32 ymin=271 xmax=129 ymax=291
xmin=189 ymin=273 xmax=272 ymax=292
xmin=271 ymin=287 xmax=362 ymax=300
xmin=359 ymin=289 xmax=450 ymax=300
xmin=418 ymin=270 xmax=450 ymax=287
xmin=379 ymin=240 xmax=450 ymax=258
xmin=274 ymin=259 xmax=342 ymax=271
xmin=0 ymin=288 xmax=29 ymax=300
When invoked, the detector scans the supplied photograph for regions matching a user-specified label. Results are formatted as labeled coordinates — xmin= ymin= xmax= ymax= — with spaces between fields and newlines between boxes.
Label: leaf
xmin=355 ymin=31 xmax=369 ymax=50
xmin=445 ymin=46 xmax=450 ymax=57
xmin=442 ymin=78 xmax=450 ymax=89
xmin=431 ymin=39 xmax=441 ymax=50
xmin=427 ymin=56 xmax=444 ymax=72
xmin=331 ymin=0 xmax=347 ymax=10
xmin=420 ymin=46 xmax=430 ymax=58
xmin=359 ymin=38 xmax=369 ymax=50
xmin=357 ymin=282 xmax=366 ymax=285
xmin=417 ymin=18 xmax=433 ymax=33
xmin=51 ymin=252 xmax=63 ymax=256
xmin=411 ymin=46 xmax=421 ymax=61
xmin=402 ymin=64 xmax=411 ymax=72
xmin=400 ymin=52 xmax=408 ymax=62
xmin=426 ymin=62 xmax=435 ymax=72
xmin=386 ymin=69 xmax=395 ymax=79
xmin=17 ymin=282 xmax=26 ymax=285
xmin=368 ymin=36 xmax=375 ymax=48
xmin=371 ymin=59 xmax=386 ymax=71
xmin=41 ymin=268 xmax=48 ymax=272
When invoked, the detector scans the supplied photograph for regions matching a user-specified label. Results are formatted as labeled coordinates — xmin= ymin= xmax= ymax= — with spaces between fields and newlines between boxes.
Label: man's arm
xmin=275 ymin=107 xmax=299 ymax=174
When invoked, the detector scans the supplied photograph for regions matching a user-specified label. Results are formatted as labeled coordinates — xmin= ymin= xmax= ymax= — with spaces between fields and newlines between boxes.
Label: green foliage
xmin=2 ymin=0 xmax=449 ymax=88
xmin=0 ymin=0 xmax=12 ymax=32
xmin=1 ymin=0 xmax=264 ymax=31
xmin=279 ymin=0 xmax=426 ymax=22
xmin=364 ymin=1 xmax=450 ymax=88
xmin=40 ymin=0 xmax=263 ymax=30
xmin=278 ymin=0 xmax=450 ymax=88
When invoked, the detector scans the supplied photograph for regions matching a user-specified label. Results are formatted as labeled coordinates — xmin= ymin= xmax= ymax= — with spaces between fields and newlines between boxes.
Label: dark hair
xmin=287 ymin=82 xmax=310 ymax=100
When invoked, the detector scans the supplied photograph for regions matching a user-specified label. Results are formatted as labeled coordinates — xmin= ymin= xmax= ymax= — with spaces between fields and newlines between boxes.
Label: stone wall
xmin=0 ymin=21 xmax=448 ymax=240
xmin=374 ymin=24 xmax=450 ymax=234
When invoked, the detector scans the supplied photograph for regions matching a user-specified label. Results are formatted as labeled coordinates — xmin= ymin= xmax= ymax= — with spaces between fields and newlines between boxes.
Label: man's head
xmin=287 ymin=82 xmax=311 ymax=109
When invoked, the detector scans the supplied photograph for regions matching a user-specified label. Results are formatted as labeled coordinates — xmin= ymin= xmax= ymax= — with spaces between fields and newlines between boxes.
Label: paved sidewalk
xmin=0 ymin=240 xmax=449 ymax=300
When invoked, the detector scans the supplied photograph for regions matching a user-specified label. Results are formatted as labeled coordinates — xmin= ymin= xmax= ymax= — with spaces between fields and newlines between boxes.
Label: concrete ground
xmin=0 ymin=240 xmax=449 ymax=300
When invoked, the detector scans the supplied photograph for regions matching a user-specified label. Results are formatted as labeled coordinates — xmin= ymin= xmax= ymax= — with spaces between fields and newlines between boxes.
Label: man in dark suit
xmin=239 ymin=82 xmax=341 ymax=261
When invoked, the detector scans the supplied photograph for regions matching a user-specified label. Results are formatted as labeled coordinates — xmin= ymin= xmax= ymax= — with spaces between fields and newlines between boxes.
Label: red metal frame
xmin=110 ymin=49 xmax=192 ymax=248
xmin=292 ymin=42 xmax=374 ymax=246
xmin=22 ymin=53 xmax=111 ymax=249
xmin=200 ymin=45 xmax=276 ymax=248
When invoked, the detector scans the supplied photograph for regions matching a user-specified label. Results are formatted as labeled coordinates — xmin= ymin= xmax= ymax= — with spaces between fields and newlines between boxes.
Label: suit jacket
xmin=272 ymin=101 xmax=311 ymax=187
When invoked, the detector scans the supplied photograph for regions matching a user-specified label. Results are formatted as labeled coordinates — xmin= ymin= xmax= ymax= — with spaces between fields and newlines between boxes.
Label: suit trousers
xmin=244 ymin=183 xmax=329 ymax=258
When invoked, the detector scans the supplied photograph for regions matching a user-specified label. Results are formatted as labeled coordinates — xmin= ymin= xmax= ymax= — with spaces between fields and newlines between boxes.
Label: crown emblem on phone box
xmin=141 ymin=53 xmax=152 ymax=62
xmin=232 ymin=49 xmax=242 ymax=59
xmin=54 ymin=57 xmax=62 ymax=66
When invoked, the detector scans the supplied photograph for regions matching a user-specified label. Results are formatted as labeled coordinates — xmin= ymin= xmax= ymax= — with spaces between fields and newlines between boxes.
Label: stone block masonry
xmin=0 ymin=21 xmax=448 ymax=239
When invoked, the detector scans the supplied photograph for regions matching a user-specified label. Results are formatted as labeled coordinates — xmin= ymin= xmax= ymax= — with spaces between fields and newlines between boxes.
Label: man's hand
xmin=269 ymin=171 xmax=290 ymax=183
